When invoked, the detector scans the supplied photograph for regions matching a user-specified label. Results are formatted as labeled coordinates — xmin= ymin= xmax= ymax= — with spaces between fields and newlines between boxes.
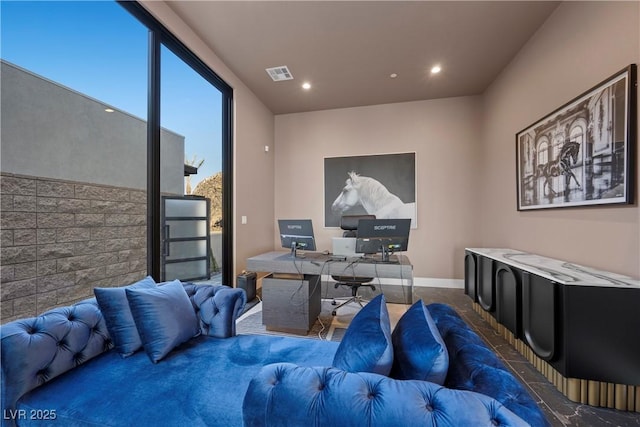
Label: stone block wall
xmin=1 ymin=173 xmax=147 ymax=323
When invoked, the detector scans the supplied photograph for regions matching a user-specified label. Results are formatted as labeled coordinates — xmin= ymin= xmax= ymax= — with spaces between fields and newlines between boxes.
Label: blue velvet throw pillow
xmin=125 ymin=279 xmax=200 ymax=363
xmin=94 ymin=276 xmax=157 ymax=358
xmin=390 ymin=300 xmax=449 ymax=385
xmin=332 ymin=294 xmax=393 ymax=375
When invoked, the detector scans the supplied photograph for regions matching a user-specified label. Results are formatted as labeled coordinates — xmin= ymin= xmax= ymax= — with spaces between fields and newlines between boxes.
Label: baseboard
xmin=414 ymin=278 xmax=464 ymax=289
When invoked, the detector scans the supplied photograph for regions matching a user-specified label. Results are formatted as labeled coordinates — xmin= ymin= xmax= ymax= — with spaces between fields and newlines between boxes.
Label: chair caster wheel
xmin=331 ymin=300 xmax=337 ymax=305
xmin=331 ymin=311 xmax=337 ymax=316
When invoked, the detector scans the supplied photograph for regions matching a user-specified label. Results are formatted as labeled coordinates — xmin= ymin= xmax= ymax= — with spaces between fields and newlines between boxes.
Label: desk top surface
xmin=246 ymin=251 xmax=413 ymax=279
xmin=466 ymin=248 xmax=639 ymax=288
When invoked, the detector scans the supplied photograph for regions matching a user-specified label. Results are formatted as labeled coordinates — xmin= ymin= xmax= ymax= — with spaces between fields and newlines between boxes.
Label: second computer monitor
xmin=278 ymin=219 xmax=317 ymax=256
xmin=356 ymin=218 xmax=410 ymax=262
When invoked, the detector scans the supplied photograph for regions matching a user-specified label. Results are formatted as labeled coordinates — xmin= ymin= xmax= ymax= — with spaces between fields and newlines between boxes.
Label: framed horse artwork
xmin=324 ymin=152 xmax=417 ymax=228
xmin=516 ymin=64 xmax=636 ymax=211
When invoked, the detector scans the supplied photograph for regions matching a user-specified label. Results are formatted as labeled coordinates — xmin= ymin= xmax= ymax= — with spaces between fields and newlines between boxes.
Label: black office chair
xmin=331 ymin=214 xmax=376 ymax=316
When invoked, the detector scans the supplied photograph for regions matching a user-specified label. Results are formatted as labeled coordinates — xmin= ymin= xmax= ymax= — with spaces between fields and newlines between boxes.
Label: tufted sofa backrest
xmin=1 ymin=283 xmax=246 ymax=427
xmin=243 ymin=363 xmax=530 ymax=427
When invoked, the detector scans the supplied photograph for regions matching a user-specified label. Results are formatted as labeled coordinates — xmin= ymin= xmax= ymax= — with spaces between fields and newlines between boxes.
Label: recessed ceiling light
xmin=431 ymin=65 xmax=442 ymax=74
xmin=302 ymin=82 xmax=311 ymax=90
xmin=104 ymin=108 xmax=115 ymax=113
xmin=390 ymin=73 xmax=398 ymax=79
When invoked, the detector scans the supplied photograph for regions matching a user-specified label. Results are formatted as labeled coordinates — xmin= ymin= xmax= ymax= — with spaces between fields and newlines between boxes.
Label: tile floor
xmin=413 ymin=287 xmax=640 ymax=427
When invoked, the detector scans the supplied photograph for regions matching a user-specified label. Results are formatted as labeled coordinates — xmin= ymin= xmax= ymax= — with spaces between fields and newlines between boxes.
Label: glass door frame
xmin=118 ymin=1 xmax=234 ymax=284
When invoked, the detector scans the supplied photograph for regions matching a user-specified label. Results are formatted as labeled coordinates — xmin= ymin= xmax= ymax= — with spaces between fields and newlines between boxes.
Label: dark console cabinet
xmin=465 ymin=248 xmax=640 ymax=411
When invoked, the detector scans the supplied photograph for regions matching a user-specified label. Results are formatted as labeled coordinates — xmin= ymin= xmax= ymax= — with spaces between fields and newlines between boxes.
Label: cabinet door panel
xmin=495 ymin=264 xmax=520 ymax=337
xmin=464 ymin=252 xmax=477 ymax=302
xmin=522 ymin=272 xmax=556 ymax=360
xmin=477 ymin=256 xmax=495 ymax=312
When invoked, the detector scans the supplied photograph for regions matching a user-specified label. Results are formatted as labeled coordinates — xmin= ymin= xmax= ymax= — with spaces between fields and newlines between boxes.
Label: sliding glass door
xmin=160 ymin=46 xmax=224 ymax=282
xmin=121 ymin=1 xmax=234 ymax=285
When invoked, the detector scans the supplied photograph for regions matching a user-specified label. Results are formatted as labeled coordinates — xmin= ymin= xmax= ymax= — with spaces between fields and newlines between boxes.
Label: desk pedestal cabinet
xmin=465 ymin=248 xmax=640 ymax=412
xmin=261 ymin=274 xmax=321 ymax=333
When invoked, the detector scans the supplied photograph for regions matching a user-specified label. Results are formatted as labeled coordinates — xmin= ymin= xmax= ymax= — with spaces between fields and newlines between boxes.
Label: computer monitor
xmin=278 ymin=219 xmax=317 ymax=257
xmin=356 ymin=218 xmax=411 ymax=262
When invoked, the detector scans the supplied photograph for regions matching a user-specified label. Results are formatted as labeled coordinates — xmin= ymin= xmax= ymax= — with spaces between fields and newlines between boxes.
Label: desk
xmin=247 ymin=251 xmax=413 ymax=281
xmin=246 ymin=251 xmax=414 ymax=332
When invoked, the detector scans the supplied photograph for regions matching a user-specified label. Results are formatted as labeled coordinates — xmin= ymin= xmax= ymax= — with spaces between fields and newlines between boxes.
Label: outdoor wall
xmin=0 ymin=61 xmax=190 ymax=321
xmin=0 ymin=173 xmax=147 ymax=323
xmin=479 ymin=1 xmax=640 ymax=278
xmin=274 ymin=96 xmax=483 ymax=280
xmin=140 ymin=1 xmax=276 ymax=282
xmin=1 ymin=60 xmax=185 ymax=195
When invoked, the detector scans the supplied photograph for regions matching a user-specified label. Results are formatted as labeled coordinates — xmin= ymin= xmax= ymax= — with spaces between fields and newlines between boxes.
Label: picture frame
xmin=324 ymin=152 xmax=417 ymax=228
xmin=516 ymin=64 xmax=636 ymax=211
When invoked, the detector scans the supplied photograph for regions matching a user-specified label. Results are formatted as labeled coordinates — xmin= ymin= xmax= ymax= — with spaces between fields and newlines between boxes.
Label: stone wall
xmin=1 ymin=173 xmax=147 ymax=323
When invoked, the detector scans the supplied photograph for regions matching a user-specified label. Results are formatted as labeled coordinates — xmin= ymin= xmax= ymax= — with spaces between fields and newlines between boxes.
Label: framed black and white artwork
xmin=324 ymin=152 xmax=417 ymax=228
xmin=516 ymin=64 xmax=636 ymax=211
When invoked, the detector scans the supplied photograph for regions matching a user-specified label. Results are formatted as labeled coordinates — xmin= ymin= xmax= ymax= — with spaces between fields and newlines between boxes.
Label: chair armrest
xmin=242 ymin=363 xmax=529 ymax=427
xmin=183 ymin=284 xmax=247 ymax=338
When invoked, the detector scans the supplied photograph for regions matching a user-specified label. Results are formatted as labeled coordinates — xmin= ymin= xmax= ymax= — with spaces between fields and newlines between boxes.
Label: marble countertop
xmin=466 ymin=248 xmax=640 ymax=288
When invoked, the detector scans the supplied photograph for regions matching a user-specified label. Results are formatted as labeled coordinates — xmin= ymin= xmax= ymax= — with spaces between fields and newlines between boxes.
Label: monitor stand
xmin=290 ymin=242 xmax=306 ymax=258
xmin=372 ymin=247 xmax=399 ymax=264
xmin=380 ymin=245 xmax=390 ymax=262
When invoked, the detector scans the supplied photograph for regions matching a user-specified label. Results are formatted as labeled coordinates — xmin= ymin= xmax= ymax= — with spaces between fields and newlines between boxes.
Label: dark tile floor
xmin=414 ymin=287 xmax=640 ymax=427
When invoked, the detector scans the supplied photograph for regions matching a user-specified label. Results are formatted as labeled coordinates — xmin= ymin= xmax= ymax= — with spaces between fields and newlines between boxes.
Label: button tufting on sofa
xmin=36 ymin=369 xmax=48 ymax=382
xmin=182 ymin=283 xmax=246 ymax=338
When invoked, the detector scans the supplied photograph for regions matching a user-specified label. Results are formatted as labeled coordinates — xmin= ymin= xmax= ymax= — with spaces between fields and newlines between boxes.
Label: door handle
xmin=164 ymin=225 xmax=170 ymax=257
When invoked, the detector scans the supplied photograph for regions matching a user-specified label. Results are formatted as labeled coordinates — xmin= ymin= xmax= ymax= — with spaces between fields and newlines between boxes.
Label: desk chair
xmin=331 ymin=215 xmax=376 ymax=316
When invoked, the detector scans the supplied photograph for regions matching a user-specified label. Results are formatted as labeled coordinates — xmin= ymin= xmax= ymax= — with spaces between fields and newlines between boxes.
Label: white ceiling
xmin=166 ymin=1 xmax=559 ymax=115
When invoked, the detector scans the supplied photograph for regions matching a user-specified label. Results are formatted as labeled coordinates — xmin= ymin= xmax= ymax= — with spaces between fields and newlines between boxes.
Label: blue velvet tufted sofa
xmin=1 ymin=281 xmax=549 ymax=427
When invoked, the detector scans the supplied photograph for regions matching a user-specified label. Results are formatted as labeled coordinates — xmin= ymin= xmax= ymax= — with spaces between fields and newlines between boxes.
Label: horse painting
xmin=331 ymin=172 xmax=416 ymax=227
xmin=536 ymin=140 xmax=583 ymax=198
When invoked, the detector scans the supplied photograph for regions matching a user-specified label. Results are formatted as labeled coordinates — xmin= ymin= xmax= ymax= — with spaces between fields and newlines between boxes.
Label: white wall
xmin=275 ymin=97 xmax=483 ymax=279
xmin=479 ymin=1 xmax=640 ymax=277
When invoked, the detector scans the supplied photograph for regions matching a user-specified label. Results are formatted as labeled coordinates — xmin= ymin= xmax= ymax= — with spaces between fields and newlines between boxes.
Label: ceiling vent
xmin=266 ymin=66 xmax=293 ymax=82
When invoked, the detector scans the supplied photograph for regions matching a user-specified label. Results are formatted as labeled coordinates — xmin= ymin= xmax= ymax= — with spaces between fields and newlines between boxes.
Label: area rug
xmin=236 ymin=298 xmax=360 ymax=342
